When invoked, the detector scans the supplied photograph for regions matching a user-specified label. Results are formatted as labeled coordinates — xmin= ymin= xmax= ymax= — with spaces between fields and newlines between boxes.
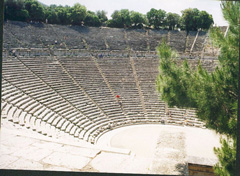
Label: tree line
xmin=4 ymin=0 xmax=214 ymax=32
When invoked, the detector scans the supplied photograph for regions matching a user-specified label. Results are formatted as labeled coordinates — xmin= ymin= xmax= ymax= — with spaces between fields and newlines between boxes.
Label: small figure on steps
xmin=116 ymin=95 xmax=122 ymax=108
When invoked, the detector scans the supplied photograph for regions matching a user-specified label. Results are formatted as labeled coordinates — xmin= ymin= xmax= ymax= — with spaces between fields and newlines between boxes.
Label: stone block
xmin=6 ymin=158 xmax=44 ymax=170
xmin=42 ymin=152 xmax=90 ymax=170
xmin=12 ymin=146 xmax=53 ymax=162
xmin=31 ymin=140 xmax=63 ymax=151
xmin=0 ymin=155 xmax=19 ymax=168
xmin=56 ymin=145 xmax=100 ymax=158
xmin=90 ymin=152 xmax=151 ymax=174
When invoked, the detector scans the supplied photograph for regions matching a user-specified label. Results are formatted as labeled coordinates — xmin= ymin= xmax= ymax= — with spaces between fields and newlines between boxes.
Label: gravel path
xmin=149 ymin=129 xmax=187 ymax=175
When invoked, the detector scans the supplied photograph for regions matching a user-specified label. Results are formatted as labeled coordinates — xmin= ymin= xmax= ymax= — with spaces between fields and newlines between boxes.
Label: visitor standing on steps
xmin=116 ymin=95 xmax=122 ymax=109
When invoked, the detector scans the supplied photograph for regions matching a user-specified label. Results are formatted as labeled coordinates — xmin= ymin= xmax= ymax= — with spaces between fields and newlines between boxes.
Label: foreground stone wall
xmin=188 ymin=164 xmax=215 ymax=176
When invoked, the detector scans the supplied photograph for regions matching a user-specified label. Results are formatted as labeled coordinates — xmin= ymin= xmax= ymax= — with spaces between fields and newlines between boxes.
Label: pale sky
xmin=38 ymin=0 xmax=228 ymax=26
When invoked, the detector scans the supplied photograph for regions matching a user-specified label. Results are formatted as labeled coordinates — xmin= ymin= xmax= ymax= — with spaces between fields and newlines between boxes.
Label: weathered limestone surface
xmin=150 ymin=130 xmax=187 ymax=175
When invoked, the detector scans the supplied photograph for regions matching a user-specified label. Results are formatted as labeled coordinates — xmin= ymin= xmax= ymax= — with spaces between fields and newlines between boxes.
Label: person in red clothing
xmin=116 ymin=95 xmax=122 ymax=108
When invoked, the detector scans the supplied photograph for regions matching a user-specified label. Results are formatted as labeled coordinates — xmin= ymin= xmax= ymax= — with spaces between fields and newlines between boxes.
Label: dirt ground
xmin=97 ymin=124 xmax=222 ymax=175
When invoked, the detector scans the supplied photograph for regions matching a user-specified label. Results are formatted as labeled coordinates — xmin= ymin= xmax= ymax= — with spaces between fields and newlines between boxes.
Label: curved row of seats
xmin=2 ymin=21 xmax=211 ymax=144
xmin=2 ymin=54 xmax=206 ymax=144
xmin=3 ymin=21 xmax=208 ymax=54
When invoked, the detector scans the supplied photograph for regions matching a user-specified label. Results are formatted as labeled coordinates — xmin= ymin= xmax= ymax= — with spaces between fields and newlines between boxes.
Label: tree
xmin=211 ymin=2 xmax=239 ymax=175
xmin=70 ymin=3 xmax=87 ymax=25
xmin=45 ymin=10 xmax=59 ymax=24
xmin=25 ymin=0 xmax=45 ymax=21
xmin=197 ymin=10 xmax=214 ymax=30
xmin=4 ymin=0 xmax=29 ymax=21
xmin=108 ymin=10 xmax=122 ymax=28
xmin=180 ymin=8 xmax=200 ymax=32
xmin=56 ymin=5 xmax=71 ymax=25
xmin=84 ymin=11 xmax=101 ymax=27
xmin=214 ymin=137 xmax=236 ymax=176
xmin=15 ymin=9 xmax=29 ymax=21
xmin=166 ymin=12 xmax=180 ymax=30
xmin=119 ymin=9 xmax=131 ymax=28
xmin=180 ymin=8 xmax=213 ymax=32
xmin=130 ymin=11 xmax=147 ymax=28
xmin=146 ymin=8 xmax=166 ymax=29
xmin=96 ymin=10 xmax=108 ymax=24
xmin=156 ymin=1 xmax=239 ymax=175
xmin=108 ymin=9 xmax=131 ymax=28
xmin=106 ymin=19 xmax=116 ymax=28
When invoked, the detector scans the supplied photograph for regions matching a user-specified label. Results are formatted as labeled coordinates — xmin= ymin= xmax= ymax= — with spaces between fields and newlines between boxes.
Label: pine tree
xmin=156 ymin=1 xmax=239 ymax=175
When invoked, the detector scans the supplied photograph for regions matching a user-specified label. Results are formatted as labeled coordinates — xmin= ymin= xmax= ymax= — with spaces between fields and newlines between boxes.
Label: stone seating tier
xmin=3 ymin=53 xmax=209 ymax=143
xmin=148 ymin=30 xmax=168 ymax=51
xmin=169 ymin=30 xmax=187 ymax=53
xmin=4 ymin=21 xmax=215 ymax=57
xmin=185 ymin=31 xmax=198 ymax=53
xmin=192 ymin=31 xmax=207 ymax=52
xmin=1 ymin=21 xmax=220 ymax=143
xmin=126 ymin=29 xmax=148 ymax=51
